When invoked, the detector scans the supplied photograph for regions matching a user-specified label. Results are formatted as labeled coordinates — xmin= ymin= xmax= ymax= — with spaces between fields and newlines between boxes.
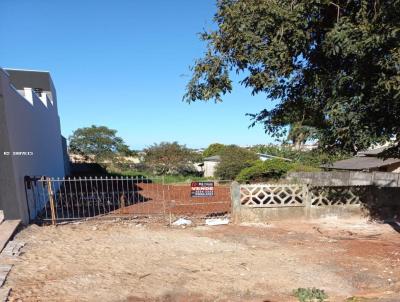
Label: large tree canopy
xmin=69 ymin=125 xmax=132 ymax=163
xmin=184 ymin=0 xmax=400 ymax=155
xmin=143 ymin=142 xmax=200 ymax=175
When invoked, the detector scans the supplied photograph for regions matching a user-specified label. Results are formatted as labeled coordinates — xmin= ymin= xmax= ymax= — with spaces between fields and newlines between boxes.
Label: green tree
xmin=288 ymin=123 xmax=317 ymax=150
xmin=184 ymin=0 xmax=400 ymax=155
xmin=143 ymin=142 xmax=199 ymax=175
xmin=203 ymin=143 xmax=226 ymax=157
xmin=215 ymin=145 xmax=259 ymax=179
xmin=69 ymin=125 xmax=132 ymax=163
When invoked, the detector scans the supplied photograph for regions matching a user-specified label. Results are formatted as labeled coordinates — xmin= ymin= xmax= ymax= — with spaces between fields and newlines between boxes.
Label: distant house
xmin=200 ymin=155 xmax=221 ymax=177
xmin=322 ymin=147 xmax=400 ymax=173
xmin=256 ymin=153 xmax=292 ymax=162
xmin=200 ymin=153 xmax=291 ymax=178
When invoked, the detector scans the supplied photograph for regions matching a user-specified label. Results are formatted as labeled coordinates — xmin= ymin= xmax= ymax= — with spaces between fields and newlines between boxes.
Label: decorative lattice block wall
xmin=240 ymin=184 xmax=366 ymax=208
xmin=309 ymin=186 xmax=365 ymax=206
xmin=240 ymin=185 xmax=305 ymax=207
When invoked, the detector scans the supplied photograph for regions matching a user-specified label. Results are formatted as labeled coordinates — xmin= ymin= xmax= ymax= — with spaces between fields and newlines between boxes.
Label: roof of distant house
xmin=203 ymin=155 xmax=221 ymax=162
xmin=356 ymin=146 xmax=387 ymax=156
xmin=322 ymin=156 xmax=400 ymax=171
xmin=257 ymin=153 xmax=292 ymax=161
xmin=203 ymin=153 xmax=292 ymax=162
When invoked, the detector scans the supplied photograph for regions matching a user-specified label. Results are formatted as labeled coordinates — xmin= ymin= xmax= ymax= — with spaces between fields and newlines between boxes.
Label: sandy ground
xmin=4 ymin=217 xmax=400 ymax=302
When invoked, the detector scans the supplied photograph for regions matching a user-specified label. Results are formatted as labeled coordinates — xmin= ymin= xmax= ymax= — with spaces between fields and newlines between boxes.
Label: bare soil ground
xmin=4 ymin=217 xmax=400 ymax=302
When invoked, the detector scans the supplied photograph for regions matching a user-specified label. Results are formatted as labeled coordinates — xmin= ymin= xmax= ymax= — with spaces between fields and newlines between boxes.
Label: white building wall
xmin=0 ymin=68 xmax=65 ymax=223
xmin=203 ymin=161 xmax=219 ymax=178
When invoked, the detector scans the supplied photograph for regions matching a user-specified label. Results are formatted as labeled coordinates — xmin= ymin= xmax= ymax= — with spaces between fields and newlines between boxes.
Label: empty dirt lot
xmin=4 ymin=217 xmax=400 ymax=302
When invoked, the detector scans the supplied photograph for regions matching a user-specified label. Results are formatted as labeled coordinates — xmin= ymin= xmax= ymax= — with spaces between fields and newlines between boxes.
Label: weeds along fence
xmin=25 ymin=176 xmax=232 ymax=224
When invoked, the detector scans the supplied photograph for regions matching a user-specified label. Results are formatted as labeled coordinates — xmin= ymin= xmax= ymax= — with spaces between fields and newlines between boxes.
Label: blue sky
xmin=1 ymin=0 xmax=275 ymax=150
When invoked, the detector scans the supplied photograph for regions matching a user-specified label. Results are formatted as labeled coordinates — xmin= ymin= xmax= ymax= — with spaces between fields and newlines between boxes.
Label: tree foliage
xmin=215 ymin=145 xmax=259 ymax=179
xmin=184 ymin=0 xmax=400 ymax=155
xmin=288 ymin=123 xmax=317 ymax=150
xmin=203 ymin=143 xmax=226 ymax=157
xmin=236 ymin=158 xmax=319 ymax=183
xmin=251 ymin=144 xmax=350 ymax=167
xmin=69 ymin=125 xmax=132 ymax=163
xmin=143 ymin=142 xmax=199 ymax=175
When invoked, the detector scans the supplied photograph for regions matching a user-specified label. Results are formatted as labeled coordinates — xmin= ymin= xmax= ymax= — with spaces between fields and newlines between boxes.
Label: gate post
xmin=230 ymin=181 xmax=241 ymax=224
xmin=46 ymin=178 xmax=56 ymax=225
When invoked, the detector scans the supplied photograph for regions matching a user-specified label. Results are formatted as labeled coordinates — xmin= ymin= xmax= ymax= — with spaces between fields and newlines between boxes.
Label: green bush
xmin=289 ymin=163 xmax=320 ymax=173
xmin=236 ymin=159 xmax=292 ymax=182
xmin=293 ymin=287 xmax=328 ymax=302
xmin=214 ymin=145 xmax=259 ymax=180
xmin=236 ymin=159 xmax=319 ymax=183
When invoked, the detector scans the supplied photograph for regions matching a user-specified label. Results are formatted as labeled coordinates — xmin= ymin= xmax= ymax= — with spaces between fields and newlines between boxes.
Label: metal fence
xmin=25 ymin=176 xmax=166 ymax=224
xmin=25 ymin=176 xmax=232 ymax=224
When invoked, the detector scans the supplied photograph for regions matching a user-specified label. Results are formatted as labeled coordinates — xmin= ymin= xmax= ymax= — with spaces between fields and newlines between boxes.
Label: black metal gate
xmin=24 ymin=175 xmax=166 ymax=224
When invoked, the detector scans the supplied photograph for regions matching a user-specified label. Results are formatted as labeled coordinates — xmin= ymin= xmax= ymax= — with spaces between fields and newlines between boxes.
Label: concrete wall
xmin=0 ymin=68 xmax=65 ymax=223
xmin=230 ymin=182 xmax=399 ymax=223
xmin=203 ymin=161 xmax=219 ymax=177
xmin=61 ymin=136 xmax=70 ymax=176
xmin=287 ymin=171 xmax=400 ymax=187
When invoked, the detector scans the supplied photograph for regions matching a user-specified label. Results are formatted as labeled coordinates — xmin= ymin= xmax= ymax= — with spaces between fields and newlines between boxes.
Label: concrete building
xmin=0 ymin=68 xmax=67 ymax=223
xmin=201 ymin=155 xmax=221 ymax=178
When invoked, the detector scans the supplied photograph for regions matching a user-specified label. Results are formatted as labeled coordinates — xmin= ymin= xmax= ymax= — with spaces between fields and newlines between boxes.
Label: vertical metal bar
xmin=100 ymin=176 xmax=105 ymax=215
xmin=126 ymin=176 xmax=130 ymax=207
xmin=105 ymin=176 xmax=110 ymax=213
xmin=90 ymin=176 xmax=95 ymax=216
xmin=31 ymin=182 xmax=37 ymax=218
xmin=115 ymin=176 xmax=119 ymax=213
xmin=79 ymin=177 xmax=85 ymax=218
xmin=162 ymin=176 xmax=166 ymax=219
xmin=161 ymin=177 xmax=166 ymax=217
xmin=110 ymin=176 xmax=115 ymax=212
xmin=47 ymin=178 xmax=56 ymax=225
xmin=65 ymin=177 xmax=70 ymax=219
xmin=141 ymin=175 xmax=144 ymax=204
xmin=130 ymin=176 xmax=134 ymax=207
xmin=74 ymin=176 xmax=80 ymax=218
xmin=69 ymin=177 xmax=75 ymax=219
xmin=24 ymin=178 xmax=32 ymax=222
xmin=84 ymin=176 xmax=91 ymax=217
xmin=121 ymin=176 xmax=125 ymax=210
xmin=53 ymin=179 xmax=58 ymax=221
xmin=42 ymin=179 xmax=48 ymax=220
xmin=94 ymin=176 xmax=100 ymax=215
xmin=139 ymin=176 xmax=142 ymax=214
xmin=59 ymin=177 xmax=65 ymax=219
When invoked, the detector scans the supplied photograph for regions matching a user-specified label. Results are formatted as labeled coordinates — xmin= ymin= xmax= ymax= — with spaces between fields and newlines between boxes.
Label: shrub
xmin=236 ymin=159 xmax=319 ymax=183
xmin=236 ymin=159 xmax=293 ymax=183
xmin=214 ymin=145 xmax=259 ymax=180
xmin=289 ymin=163 xmax=320 ymax=173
